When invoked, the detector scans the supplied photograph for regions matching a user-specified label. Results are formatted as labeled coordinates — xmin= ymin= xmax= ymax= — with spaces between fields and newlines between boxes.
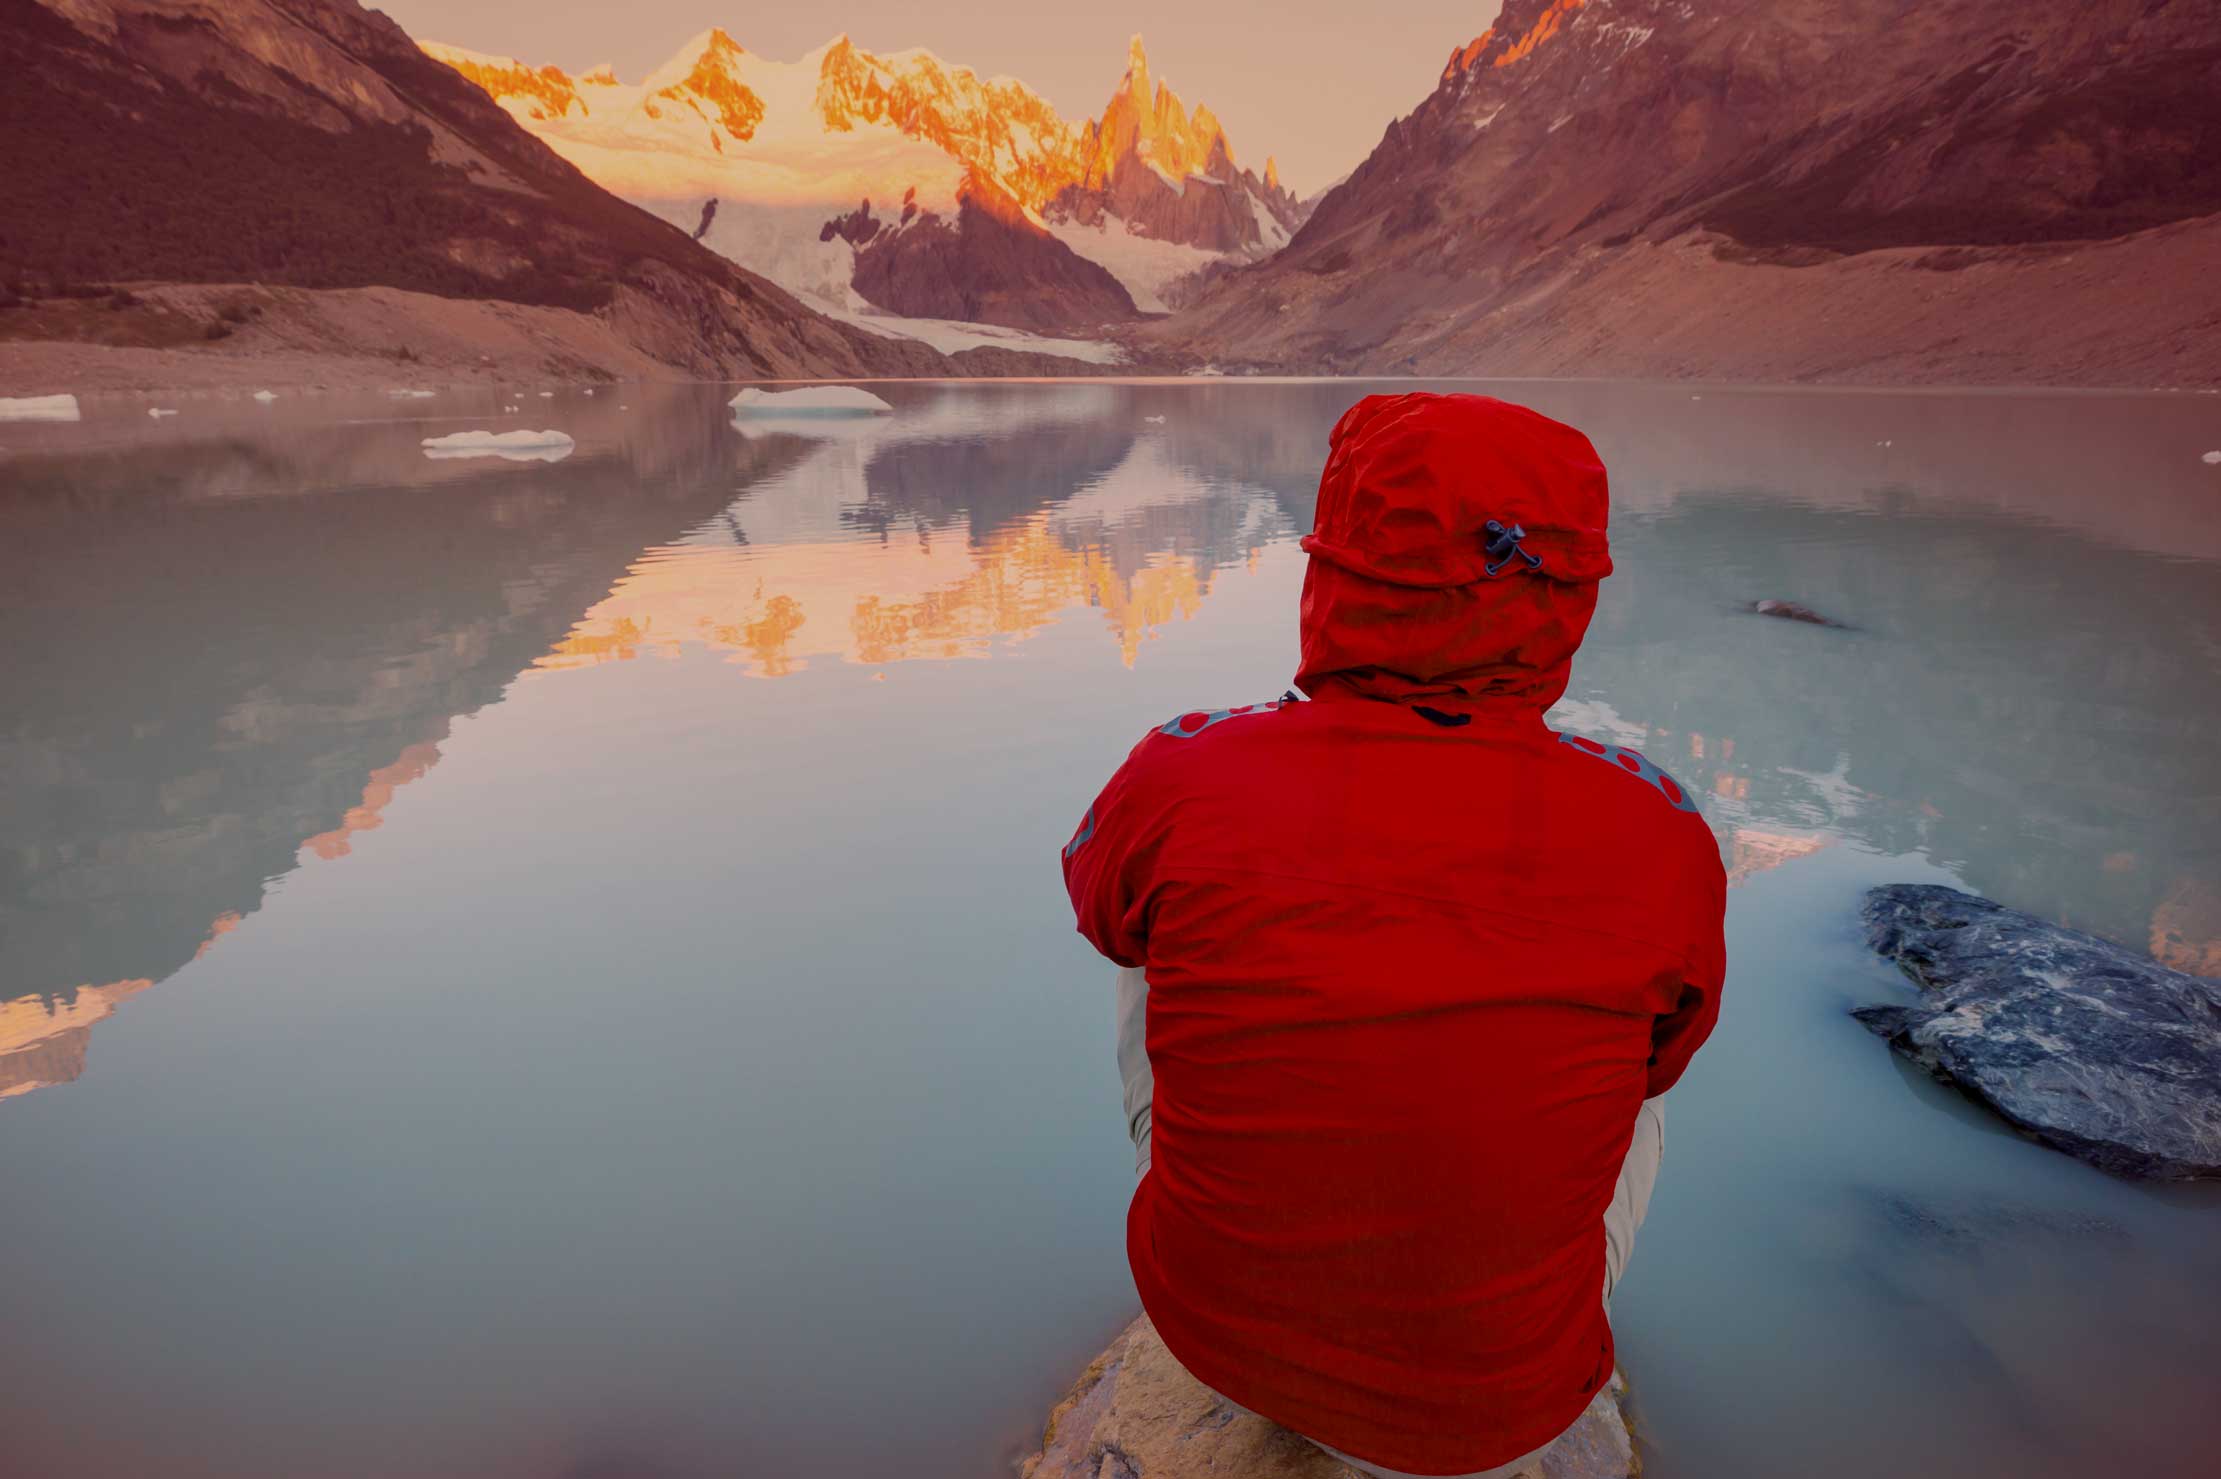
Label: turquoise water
xmin=1 ymin=381 xmax=2216 ymax=1477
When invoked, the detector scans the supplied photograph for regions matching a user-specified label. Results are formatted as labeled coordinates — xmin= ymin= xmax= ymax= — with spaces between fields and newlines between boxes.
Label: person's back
xmin=1061 ymin=392 xmax=1726 ymax=1476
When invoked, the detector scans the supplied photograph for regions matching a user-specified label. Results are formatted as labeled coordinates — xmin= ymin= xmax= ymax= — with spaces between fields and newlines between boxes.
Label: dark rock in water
xmin=1857 ymin=884 xmax=2221 ymax=1180
xmin=1748 ymin=598 xmax=1845 ymax=627
xmin=1019 ymin=1315 xmax=1636 ymax=1479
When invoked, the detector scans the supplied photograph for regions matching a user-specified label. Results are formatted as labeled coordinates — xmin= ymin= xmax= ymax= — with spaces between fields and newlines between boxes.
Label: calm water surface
xmin=2 ymin=381 xmax=2217 ymax=1478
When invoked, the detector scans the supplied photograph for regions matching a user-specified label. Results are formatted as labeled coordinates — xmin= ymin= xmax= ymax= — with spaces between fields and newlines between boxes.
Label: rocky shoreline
xmin=1018 ymin=1316 xmax=1639 ymax=1479
xmin=0 ymin=282 xmax=1119 ymax=400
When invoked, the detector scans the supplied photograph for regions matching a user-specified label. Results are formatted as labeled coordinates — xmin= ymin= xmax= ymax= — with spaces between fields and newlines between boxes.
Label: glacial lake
xmin=2 ymin=379 xmax=2217 ymax=1479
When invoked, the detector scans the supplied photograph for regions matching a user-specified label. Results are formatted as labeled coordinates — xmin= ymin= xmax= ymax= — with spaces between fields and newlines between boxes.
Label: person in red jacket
xmin=1061 ymin=392 xmax=1727 ymax=1478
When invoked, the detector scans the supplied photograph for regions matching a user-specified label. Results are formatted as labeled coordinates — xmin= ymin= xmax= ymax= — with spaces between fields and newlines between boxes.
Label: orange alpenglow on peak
xmin=1086 ymin=33 xmax=1236 ymax=189
xmin=1443 ymin=27 xmax=1495 ymax=81
xmin=419 ymin=42 xmax=586 ymax=120
xmin=1494 ymin=0 xmax=1586 ymax=67
xmin=652 ymin=26 xmax=765 ymax=142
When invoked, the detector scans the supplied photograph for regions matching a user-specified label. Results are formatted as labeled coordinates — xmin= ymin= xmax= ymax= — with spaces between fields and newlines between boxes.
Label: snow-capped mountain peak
xmin=423 ymin=26 xmax=1313 ymax=335
xmin=637 ymin=27 xmax=765 ymax=144
xmin=418 ymin=41 xmax=588 ymax=121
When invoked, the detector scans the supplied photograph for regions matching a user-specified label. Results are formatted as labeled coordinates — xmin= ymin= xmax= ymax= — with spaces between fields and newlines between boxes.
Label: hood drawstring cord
xmin=1483 ymin=520 xmax=1544 ymax=578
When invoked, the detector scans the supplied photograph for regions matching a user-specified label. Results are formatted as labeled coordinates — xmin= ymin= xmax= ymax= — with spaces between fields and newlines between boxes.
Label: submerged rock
xmin=1019 ymin=1315 xmax=1637 ymax=1479
xmin=1857 ymin=884 xmax=2221 ymax=1180
xmin=1746 ymin=598 xmax=1846 ymax=627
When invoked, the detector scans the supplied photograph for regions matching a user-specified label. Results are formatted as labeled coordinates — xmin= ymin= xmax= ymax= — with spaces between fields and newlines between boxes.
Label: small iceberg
xmin=148 ymin=407 xmax=179 ymax=418
xmin=0 ymin=394 xmax=82 ymax=422
xmin=251 ymin=390 xmax=278 ymax=403
xmin=386 ymin=389 xmax=436 ymax=399
xmin=730 ymin=385 xmax=893 ymax=417
xmin=1144 ymin=414 xmax=1167 ymax=424
xmin=421 ymin=429 xmax=576 ymax=464
xmin=2203 ymin=450 xmax=2220 ymax=465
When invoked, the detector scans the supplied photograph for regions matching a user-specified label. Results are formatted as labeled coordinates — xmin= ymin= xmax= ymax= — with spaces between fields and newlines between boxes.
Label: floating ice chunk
xmin=583 ymin=388 xmax=595 ymax=397
xmin=251 ymin=390 xmax=278 ymax=402
xmin=421 ymin=429 xmax=576 ymax=463
xmin=387 ymin=389 xmax=436 ymax=399
xmin=0 ymin=394 xmax=81 ymax=421
xmin=2203 ymin=450 xmax=2220 ymax=464
xmin=730 ymin=385 xmax=893 ymax=417
xmin=422 ymin=429 xmax=575 ymax=450
xmin=1144 ymin=415 xmax=1167 ymax=424
xmin=538 ymin=391 xmax=554 ymax=398
xmin=148 ymin=407 xmax=179 ymax=418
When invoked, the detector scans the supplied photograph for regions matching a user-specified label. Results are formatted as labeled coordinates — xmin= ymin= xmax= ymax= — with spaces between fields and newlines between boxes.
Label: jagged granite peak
xmin=1083 ymin=34 xmax=1236 ymax=187
xmin=1051 ymin=31 xmax=1304 ymax=256
xmin=1858 ymin=885 xmax=2221 ymax=1181
xmin=815 ymin=35 xmax=1085 ymax=214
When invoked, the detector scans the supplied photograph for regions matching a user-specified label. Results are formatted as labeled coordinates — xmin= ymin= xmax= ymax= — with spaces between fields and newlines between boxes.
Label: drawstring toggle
xmin=1483 ymin=520 xmax=1544 ymax=577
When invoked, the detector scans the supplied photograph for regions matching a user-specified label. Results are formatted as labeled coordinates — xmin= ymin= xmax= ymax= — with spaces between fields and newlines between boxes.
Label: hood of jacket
xmin=1294 ymin=392 xmax=1613 ymax=714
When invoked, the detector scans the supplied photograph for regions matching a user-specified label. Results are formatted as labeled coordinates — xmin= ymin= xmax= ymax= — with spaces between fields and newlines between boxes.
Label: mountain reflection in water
xmin=0 ymin=380 xmax=2215 ymax=1479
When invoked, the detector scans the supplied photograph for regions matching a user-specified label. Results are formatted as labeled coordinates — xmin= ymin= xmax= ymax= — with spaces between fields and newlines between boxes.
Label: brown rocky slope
xmin=1143 ymin=0 xmax=2221 ymax=387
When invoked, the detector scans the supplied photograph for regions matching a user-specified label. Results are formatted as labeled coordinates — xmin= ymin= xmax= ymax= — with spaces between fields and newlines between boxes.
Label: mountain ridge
xmin=1145 ymin=0 xmax=2221 ymax=385
xmin=422 ymin=29 xmax=1307 ymax=333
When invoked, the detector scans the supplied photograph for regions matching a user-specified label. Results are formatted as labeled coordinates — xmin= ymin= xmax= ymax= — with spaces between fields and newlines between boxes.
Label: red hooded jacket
xmin=1061 ymin=393 xmax=1727 ymax=1474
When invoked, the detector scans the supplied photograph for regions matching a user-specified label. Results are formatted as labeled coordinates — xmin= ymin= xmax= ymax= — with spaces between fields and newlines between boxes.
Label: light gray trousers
xmin=1114 ymin=965 xmax=1665 ymax=1479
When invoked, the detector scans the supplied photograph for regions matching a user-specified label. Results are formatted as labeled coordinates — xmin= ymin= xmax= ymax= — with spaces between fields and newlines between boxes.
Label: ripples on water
xmin=1 ymin=381 xmax=2216 ymax=1478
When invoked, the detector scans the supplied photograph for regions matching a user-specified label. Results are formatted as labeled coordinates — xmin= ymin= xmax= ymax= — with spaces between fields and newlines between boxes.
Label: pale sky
xmin=379 ymin=1 xmax=1505 ymax=195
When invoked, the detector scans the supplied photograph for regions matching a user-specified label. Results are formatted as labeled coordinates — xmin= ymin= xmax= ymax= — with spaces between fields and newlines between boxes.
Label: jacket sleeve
xmin=1647 ymin=837 xmax=1728 ymax=1098
xmin=1060 ymin=732 xmax=1165 ymax=969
